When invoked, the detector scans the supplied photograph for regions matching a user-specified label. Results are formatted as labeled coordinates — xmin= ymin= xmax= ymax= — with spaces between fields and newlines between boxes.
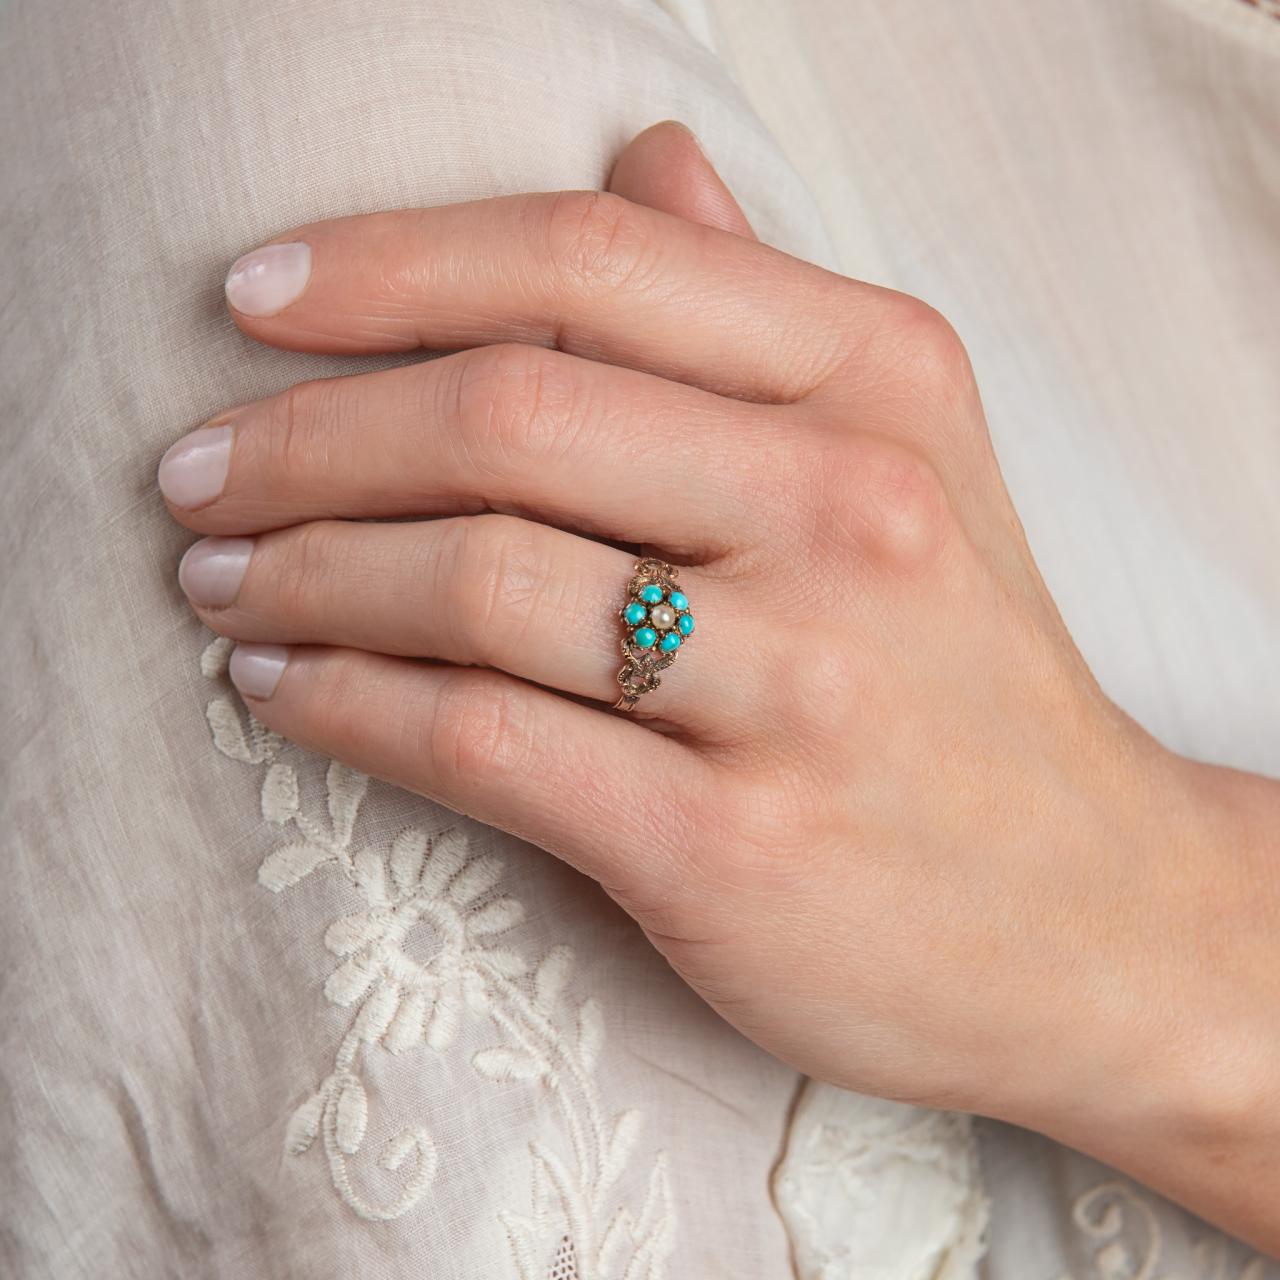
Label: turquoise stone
xmin=669 ymin=591 xmax=688 ymax=612
xmin=639 ymin=584 xmax=664 ymax=605
xmin=677 ymin=613 xmax=695 ymax=636
xmin=633 ymin=627 xmax=657 ymax=649
xmin=658 ymin=632 xmax=681 ymax=652
xmin=623 ymin=602 xmax=648 ymax=626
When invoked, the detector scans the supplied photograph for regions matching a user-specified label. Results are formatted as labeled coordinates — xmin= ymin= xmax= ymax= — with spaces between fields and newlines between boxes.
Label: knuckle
xmin=308 ymin=651 xmax=370 ymax=749
xmin=454 ymin=343 xmax=583 ymax=468
xmin=438 ymin=514 xmax=543 ymax=658
xmin=543 ymin=189 xmax=658 ymax=295
xmin=268 ymin=377 xmax=345 ymax=476
xmin=426 ymin=672 xmax=527 ymax=791
xmin=875 ymin=292 xmax=975 ymax=402
xmin=274 ymin=520 xmax=342 ymax=620
xmin=822 ymin=439 xmax=952 ymax=577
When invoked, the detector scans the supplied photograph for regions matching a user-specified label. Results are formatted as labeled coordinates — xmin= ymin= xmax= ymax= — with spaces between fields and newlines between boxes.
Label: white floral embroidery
xmin=202 ymin=637 xmax=675 ymax=1274
xmin=1055 ymin=1182 xmax=1270 ymax=1280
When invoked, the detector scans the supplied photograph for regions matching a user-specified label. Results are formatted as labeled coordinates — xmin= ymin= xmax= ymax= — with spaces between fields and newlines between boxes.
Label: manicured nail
xmin=229 ymin=643 xmax=290 ymax=700
xmin=158 ymin=424 xmax=233 ymax=509
xmin=224 ymin=241 xmax=312 ymax=316
xmin=178 ymin=537 xmax=253 ymax=607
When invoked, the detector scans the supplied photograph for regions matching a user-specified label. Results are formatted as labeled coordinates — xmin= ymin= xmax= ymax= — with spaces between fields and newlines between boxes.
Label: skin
xmin=162 ymin=124 xmax=1280 ymax=1254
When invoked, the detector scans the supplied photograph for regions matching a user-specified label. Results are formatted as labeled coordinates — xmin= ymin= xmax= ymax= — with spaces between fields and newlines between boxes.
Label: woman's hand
xmin=160 ymin=124 xmax=1280 ymax=1252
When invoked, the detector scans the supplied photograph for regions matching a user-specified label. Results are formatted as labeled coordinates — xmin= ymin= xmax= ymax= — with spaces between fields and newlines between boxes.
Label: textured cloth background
xmin=1 ymin=0 xmax=1278 ymax=1277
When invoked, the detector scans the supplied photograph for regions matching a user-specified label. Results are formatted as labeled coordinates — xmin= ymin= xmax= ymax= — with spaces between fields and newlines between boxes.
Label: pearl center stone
xmin=649 ymin=603 xmax=677 ymax=631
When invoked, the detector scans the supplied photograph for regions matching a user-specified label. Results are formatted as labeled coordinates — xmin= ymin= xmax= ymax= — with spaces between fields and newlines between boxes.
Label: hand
xmin=160 ymin=124 xmax=1280 ymax=1252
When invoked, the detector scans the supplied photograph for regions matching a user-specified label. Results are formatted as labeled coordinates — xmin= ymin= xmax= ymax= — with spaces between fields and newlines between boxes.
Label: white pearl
xmin=649 ymin=603 xmax=677 ymax=630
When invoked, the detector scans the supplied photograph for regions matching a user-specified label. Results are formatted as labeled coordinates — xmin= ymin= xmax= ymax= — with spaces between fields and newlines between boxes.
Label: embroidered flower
xmin=321 ymin=828 xmax=529 ymax=1054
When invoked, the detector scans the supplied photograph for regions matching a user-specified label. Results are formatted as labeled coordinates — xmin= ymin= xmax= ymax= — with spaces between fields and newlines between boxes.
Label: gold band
xmin=613 ymin=558 xmax=694 ymax=711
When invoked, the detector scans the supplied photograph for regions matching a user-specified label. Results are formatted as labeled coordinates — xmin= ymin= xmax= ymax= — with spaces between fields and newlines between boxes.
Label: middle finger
xmin=160 ymin=342 xmax=786 ymax=561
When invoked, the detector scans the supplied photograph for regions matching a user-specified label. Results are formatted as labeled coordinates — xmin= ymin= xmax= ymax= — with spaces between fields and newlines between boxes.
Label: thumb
xmin=607 ymin=121 xmax=757 ymax=238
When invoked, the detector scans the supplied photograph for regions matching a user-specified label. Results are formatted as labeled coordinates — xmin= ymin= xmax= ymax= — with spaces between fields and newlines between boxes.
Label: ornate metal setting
xmin=612 ymin=557 xmax=695 ymax=712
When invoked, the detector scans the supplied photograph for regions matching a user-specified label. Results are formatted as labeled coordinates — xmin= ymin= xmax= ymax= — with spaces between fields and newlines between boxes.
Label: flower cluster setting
xmin=614 ymin=558 xmax=694 ymax=710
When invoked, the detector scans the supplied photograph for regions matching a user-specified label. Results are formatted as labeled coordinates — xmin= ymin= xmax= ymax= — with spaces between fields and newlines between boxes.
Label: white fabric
xmin=1 ymin=1 xmax=1277 ymax=1277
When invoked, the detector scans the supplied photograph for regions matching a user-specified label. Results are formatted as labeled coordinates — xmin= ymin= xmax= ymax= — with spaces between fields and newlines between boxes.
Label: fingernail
xmin=224 ymin=241 xmax=312 ymax=316
xmin=659 ymin=119 xmax=708 ymax=156
xmin=229 ymin=642 xmax=290 ymax=700
xmin=158 ymin=424 xmax=233 ymax=509
xmin=178 ymin=537 xmax=253 ymax=607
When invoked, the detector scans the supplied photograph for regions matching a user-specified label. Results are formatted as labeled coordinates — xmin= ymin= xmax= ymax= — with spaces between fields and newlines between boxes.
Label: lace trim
xmin=772 ymin=1082 xmax=989 ymax=1280
xmin=203 ymin=637 xmax=675 ymax=1275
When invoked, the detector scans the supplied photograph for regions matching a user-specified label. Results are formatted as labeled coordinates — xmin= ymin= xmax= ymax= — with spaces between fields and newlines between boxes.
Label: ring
xmin=612 ymin=557 xmax=695 ymax=711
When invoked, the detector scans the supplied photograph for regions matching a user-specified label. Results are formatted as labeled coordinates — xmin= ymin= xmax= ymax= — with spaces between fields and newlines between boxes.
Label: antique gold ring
xmin=612 ymin=557 xmax=695 ymax=711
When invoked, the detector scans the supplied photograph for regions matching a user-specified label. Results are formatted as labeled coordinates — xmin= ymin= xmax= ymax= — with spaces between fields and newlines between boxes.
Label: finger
xmin=222 ymin=190 xmax=867 ymax=403
xmin=158 ymin=342 xmax=778 ymax=557
xmin=227 ymin=643 xmax=707 ymax=895
xmin=180 ymin=515 xmax=743 ymax=734
xmin=607 ymin=121 xmax=757 ymax=239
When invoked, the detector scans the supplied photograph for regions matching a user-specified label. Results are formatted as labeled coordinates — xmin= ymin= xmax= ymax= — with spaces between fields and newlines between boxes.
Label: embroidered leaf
xmin=258 ymin=842 xmax=331 ymax=892
xmin=284 ymin=1090 xmax=325 ymax=1156
xmin=357 ymin=982 xmax=401 ymax=1044
xmin=200 ymin=635 xmax=235 ymax=678
xmin=468 ymin=897 xmax=524 ymax=936
xmin=599 ymin=1109 xmax=642 ymax=1193
xmin=473 ymin=1047 xmax=545 ymax=1083
xmin=325 ymin=954 xmax=379 ymax=1007
xmin=335 ymin=1076 xmax=368 ymax=1155
xmin=353 ymin=848 xmax=391 ymax=908
xmin=598 ymin=1208 xmax=633 ymax=1277
xmin=533 ymin=944 xmax=574 ymax=1011
xmin=425 ymin=991 xmax=460 ymax=1050
xmin=462 ymin=968 xmax=492 ymax=1013
xmin=483 ymin=948 xmax=528 ymax=978
xmin=528 ymin=1143 xmax=553 ymax=1219
xmin=246 ymin=715 xmax=283 ymax=763
xmin=260 ymin=763 xmax=299 ymax=824
xmin=633 ymin=1154 xmax=673 ymax=1246
xmin=497 ymin=1210 xmax=543 ymax=1280
xmin=420 ymin=830 xmax=469 ymax=896
xmin=526 ymin=1142 xmax=578 ymax=1237
xmin=385 ymin=989 xmax=429 ymax=1054
xmin=326 ymin=761 xmax=369 ymax=849
xmin=378 ymin=1127 xmax=431 ymax=1174
xmin=576 ymin=997 xmax=605 ymax=1071
xmin=324 ymin=911 xmax=382 ymax=957
xmin=389 ymin=829 xmax=428 ymax=891
xmin=207 ymin=696 xmax=255 ymax=763
xmin=447 ymin=854 xmax=503 ymax=905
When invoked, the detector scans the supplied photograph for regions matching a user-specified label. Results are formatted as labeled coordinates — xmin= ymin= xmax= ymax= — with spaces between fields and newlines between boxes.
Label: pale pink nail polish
xmin=229 ymin=643 xmax=290 ymax=700
xmin=224 ymin=241 xmax=312 ymax=316
xmin=158 ymin=424 xmax=232 ymax=509
xmin=178 ymin=537 xmax=253 ymax=607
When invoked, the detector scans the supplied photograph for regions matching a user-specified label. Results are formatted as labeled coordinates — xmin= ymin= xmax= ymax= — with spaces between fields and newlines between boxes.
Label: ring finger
xmin=178 ymin=513 xmax=749 ymax=733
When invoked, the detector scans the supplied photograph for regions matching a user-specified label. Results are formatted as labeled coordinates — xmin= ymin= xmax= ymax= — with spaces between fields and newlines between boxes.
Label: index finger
xmin=223 ymin=191 xmax=875 ymax=403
